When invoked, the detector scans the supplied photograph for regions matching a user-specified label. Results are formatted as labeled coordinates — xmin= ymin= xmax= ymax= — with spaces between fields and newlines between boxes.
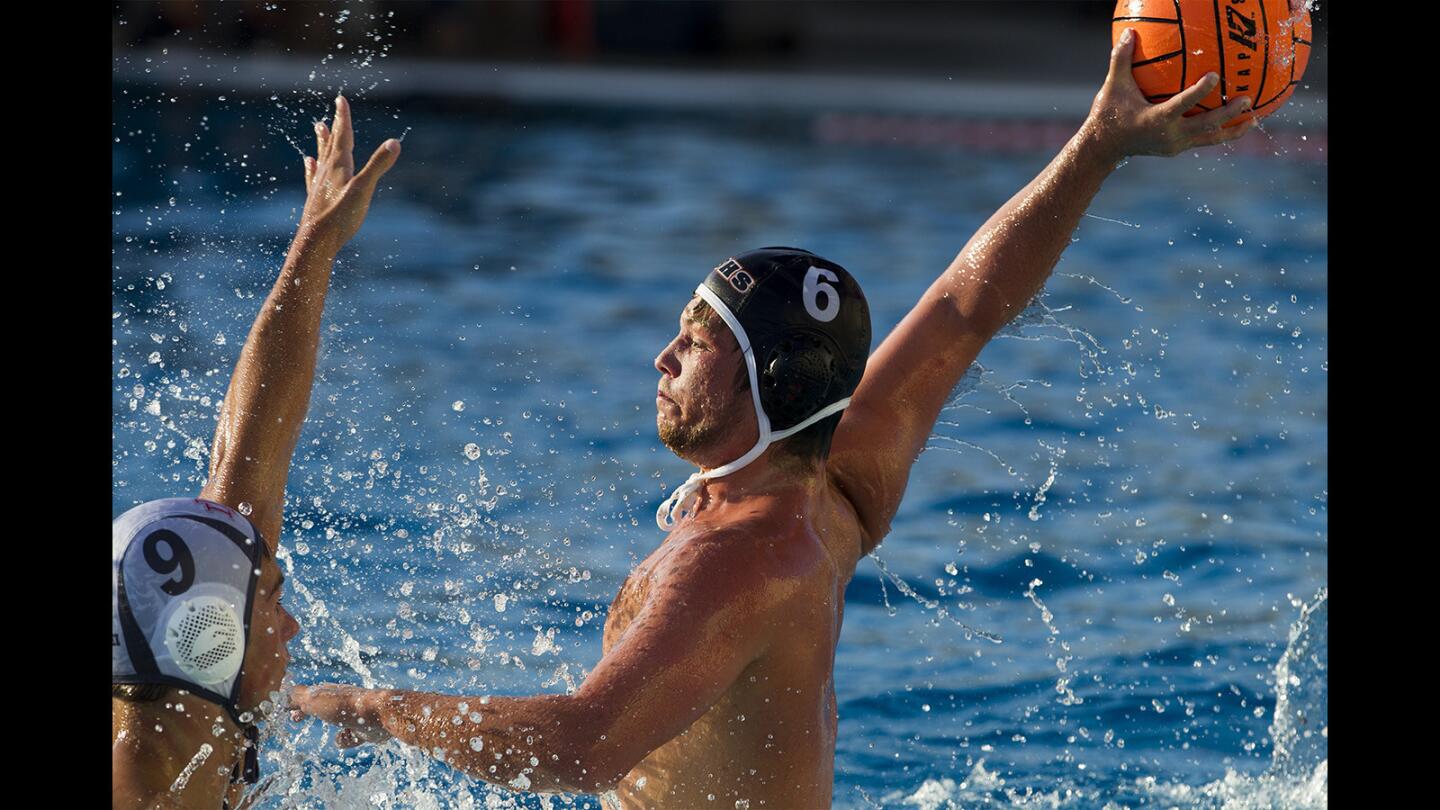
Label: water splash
xmin=1021 ymin=578 xmax=1081 ymax=705
xmin=1081 ymin=212 xmax=1141 ymax=229
xmin=869 ymin=555 xmax=1002 ymax=643
xmin=857 ymin=590 xmax=1329 ymax=809
xmin=1026 ymin=440 xmax=1063 ymax=521
xmin=168 ymin=743 xmax=214 ymax=793
xmin=1268 ymin=587 xmax=1327 ymax=780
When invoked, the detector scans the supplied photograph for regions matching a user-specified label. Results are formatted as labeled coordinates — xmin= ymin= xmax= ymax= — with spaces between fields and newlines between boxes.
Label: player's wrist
xmin=1073 ymin=117 xmax=1129 ymax=172
xmin=283 ymin=223 xmax=342 ymax=272
xmin=357 ymin=688 xmax=392 ymax=730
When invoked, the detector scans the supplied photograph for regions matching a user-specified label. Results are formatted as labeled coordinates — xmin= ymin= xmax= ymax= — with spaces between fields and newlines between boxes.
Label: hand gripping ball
xmin=1112 ymin=0 xmax=1312 ymax=124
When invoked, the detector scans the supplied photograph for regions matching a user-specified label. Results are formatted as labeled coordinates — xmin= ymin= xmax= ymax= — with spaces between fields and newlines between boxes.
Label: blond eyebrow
xmin=681 ymin=300 xmax=705 ymax=327
xmin=680 ymin=319 xmax=712 ymax=345
xmin=680 ymin=307 xmax=709 ymax=338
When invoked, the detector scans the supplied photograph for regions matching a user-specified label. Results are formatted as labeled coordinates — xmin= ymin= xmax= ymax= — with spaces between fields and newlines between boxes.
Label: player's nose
xmin=281 ymin=607 xmax=300 ymax=642
xmin=655 ymin=339 xmax=680 ymax=377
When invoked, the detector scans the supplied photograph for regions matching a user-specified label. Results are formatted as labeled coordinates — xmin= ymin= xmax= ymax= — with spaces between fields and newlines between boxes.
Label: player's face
xmin=238 ymin=555 xmax=299 ymax=714
xmin=654 ymin=298 xmax=755 ymax=462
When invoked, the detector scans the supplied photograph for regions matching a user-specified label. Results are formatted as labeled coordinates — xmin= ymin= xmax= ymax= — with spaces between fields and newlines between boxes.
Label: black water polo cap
xmin=700 ymin=247 xmax=871 ymax=432
xmin=659 ymin=247 xmax=872 ymax=530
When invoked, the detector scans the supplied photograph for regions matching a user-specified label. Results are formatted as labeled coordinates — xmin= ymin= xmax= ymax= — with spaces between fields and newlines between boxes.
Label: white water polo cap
xmin=657 ymin=247 xmax=871 ymax=529
xmin=112 ymin=498 xmax=264 ymax=724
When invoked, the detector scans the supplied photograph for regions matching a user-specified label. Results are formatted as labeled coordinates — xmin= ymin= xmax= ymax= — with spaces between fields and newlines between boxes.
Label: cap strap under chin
xmin=693 ymin=285 xmax=768 ymax=436
xmin=241 ymin=724 xmax=260 ymax=784
xmin=654 ymin=396 xmax=850 ymax=529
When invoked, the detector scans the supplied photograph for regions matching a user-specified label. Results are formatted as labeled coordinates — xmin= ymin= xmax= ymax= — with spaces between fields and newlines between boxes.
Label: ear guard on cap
xmin=113 ymin=498 xmax=270 ymax=786
xmin=759 ymin=332 xmax=842 ymax=429
xmin=154 ymin=583 xmax=247 ymax=688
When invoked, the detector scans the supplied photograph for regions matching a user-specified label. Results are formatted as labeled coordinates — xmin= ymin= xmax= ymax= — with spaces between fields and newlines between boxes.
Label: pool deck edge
xmin=114 ymin=48 xmax=1327 ymax=128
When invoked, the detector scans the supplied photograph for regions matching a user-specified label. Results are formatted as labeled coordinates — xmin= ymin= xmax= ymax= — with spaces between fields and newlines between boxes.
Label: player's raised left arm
xmin=199 ymin=95 xmax=399 ymax=549
xmin=829 ymin=31 xmax=1254 ymax=554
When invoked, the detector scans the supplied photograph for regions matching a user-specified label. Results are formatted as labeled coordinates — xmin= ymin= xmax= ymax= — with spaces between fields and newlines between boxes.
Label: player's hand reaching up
xmin=300 ymin=95 xmax=401 ymax=255
xmin=1083 ymin=28 xmax=1255 ymax=162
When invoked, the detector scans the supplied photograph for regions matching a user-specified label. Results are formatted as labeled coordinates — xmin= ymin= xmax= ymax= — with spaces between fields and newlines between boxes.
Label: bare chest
xmin=602 ymin=557 xmax=660 ymax=653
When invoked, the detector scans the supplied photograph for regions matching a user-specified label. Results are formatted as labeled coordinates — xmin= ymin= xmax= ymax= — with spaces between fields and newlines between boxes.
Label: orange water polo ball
xmin=1112 ymin=0 xmax=1312 ymax=124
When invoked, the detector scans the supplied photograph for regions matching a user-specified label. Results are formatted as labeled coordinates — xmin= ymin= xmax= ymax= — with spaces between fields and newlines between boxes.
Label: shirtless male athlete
xmin=292 ymin=34 xmax=1257 ymax=808
xmin=113 ymin=96 xmax=399 ymax=809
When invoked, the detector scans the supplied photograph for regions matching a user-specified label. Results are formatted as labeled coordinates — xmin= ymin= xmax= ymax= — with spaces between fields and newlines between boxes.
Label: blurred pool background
xmin=113 ymin=3 xmax=1326 ymax=807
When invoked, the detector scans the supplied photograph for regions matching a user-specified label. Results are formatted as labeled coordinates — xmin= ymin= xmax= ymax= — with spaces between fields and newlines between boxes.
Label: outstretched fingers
xmin=314 ymin=120 xmax=331 ymax=162
xmin=1161 ymin=73 xmax=1221 ymax=118
xmin=334 ymin=725 xmax=389 ymax=749
xmin=303 ymin=156 xmax=316 ymax=189
xmin=1189 ymin=94 xmax=1252 ymax=129
xmin=333 ymin=95 xmax=355 ymax=176
xmin=1181 ymin=95 xmax=1254 ymax=146
xmin=1193 ymin=115 xmax=1256 ymax=149
xmin=354 ymin=139 xmax=402 ymax=192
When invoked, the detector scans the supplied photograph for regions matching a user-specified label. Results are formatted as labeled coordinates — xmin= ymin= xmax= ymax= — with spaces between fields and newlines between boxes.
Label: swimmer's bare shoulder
xmin=621 ymin=516 xmax=826 ymax=662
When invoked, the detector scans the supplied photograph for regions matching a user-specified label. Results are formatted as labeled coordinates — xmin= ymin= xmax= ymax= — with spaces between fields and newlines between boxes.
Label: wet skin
xmin=608 ymin=308 xmax=865 ymax=808
xmin=291 ymin=38 xmax=1258 ymax=807
xmin=605 ymin=483 xmax=864 ymax=808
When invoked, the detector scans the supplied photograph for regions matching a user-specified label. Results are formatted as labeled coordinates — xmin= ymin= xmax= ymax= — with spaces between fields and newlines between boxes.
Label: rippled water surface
xmin=114 ymin=85 xmax=1326 ymax=808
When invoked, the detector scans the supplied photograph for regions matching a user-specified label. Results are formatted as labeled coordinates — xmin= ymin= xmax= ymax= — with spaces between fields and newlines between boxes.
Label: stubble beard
xmin=657 ymin=393 xmax=731 ymax=461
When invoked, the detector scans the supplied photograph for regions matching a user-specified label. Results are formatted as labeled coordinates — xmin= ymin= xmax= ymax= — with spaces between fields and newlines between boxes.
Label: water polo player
xmin=113 ymin=96 xmax=399 ymax=809
xmin=293 ymin=38 xmax=1255 ymax=808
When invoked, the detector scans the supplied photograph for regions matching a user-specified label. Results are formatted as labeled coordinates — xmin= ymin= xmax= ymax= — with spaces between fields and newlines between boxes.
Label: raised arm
xmin=291 ymin=534 xmax=782 ymax=792
xmin=828 ymin=31 xmax=1254 ymax=553
xmin=198 ymin=95 xmax=399 ymax=549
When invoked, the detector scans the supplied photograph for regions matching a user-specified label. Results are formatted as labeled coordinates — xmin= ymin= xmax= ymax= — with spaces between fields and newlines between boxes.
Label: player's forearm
xmin=940 ymin=123 xmax=1118 ymax=339
xmin=203 ymin=227 xmax=339 ymax=536
xmin=369 ymin=690 xmax=618 ymax=792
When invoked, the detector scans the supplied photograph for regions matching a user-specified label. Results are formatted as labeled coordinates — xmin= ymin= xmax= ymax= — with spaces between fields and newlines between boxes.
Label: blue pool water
xmin=113 ymin=83 xmax=1326 ymax=808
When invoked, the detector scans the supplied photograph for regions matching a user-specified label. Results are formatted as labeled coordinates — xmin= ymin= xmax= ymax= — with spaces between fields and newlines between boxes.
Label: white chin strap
xmin=656 ymin=284 xmax=851 ymax=531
